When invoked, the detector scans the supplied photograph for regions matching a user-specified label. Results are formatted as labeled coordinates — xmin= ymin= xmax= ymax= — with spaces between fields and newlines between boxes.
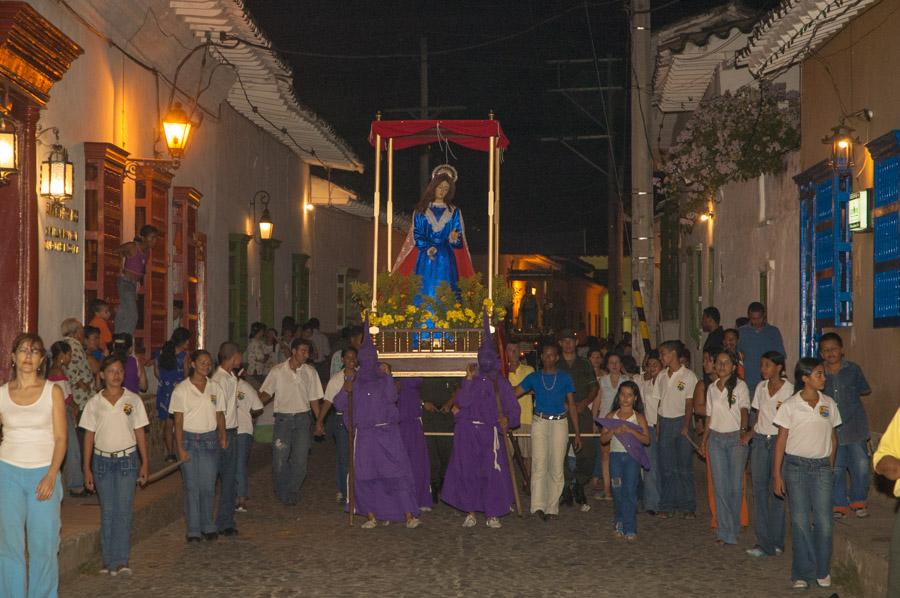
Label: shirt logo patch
xmin=123 ymin=403 xmax=133 ymax=415
xmin=237 ymin=392 xmax=245 ymax=402
xmin=676 ymin=381 xmax=686 ymax=391
xmin=818 ymin=405 xmax=830 ymax=418
xmin=210 ymin=394 xmax=217 ymax=405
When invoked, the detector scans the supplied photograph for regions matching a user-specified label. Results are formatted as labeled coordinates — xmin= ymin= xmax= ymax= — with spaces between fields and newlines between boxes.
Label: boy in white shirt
xmin=211 ymin=342 xmax=242 ymax=536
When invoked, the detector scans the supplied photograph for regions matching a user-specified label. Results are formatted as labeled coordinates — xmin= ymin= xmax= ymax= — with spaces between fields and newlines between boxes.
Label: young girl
xmin=235 ymin=376 xmax=263 ymax=513
xmin=773 ymin=358 xmax=842 ymax=590
xmin=48 ymin=341 xmax=84 ymax=498
xmin=701 ymin=350 xmax=750 ymax=546
xmin=599 ymin=381 xmax=650 ymax=540
xmin=592 ymin=352 xmax=627 ymax=501
xmin=154 ymin=327 xmax=191 ymax=463
xmin=80 ymin=355 xmax=150 ymax=575
xmin=169 ymin=349 xmax=226 ymax=542
xmin=109 ymin=333 xmax=147 ymax=395
xmin=744 ymin=351 xmax=792 ymax=558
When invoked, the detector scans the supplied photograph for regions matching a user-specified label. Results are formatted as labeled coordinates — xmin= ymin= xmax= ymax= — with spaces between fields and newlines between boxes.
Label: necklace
xmin=541 ymin=372 xmax=558 ymax=391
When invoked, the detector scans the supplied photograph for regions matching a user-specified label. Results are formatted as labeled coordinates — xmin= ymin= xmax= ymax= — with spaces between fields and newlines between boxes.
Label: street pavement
xmin=61 ymin=441 xmax=847 ymax=597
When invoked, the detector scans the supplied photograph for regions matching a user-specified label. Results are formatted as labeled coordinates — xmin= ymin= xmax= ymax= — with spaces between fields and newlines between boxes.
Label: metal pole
xmin=372 ymin=127 xmax=382 ymax=313
xmin=387 ymin=138 xmax=394 ymax=272
xmin=488 ymin=135 xmax=496 ymax=301
xmin=494 ymin=148 xmax=501 ymax=280
xmin=630 ymin=0 xmax=655 ymax=344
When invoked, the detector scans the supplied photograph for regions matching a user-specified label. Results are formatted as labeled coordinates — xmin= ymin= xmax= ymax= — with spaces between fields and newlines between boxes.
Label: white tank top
xmin=0 ymin=381 xmax=56 ymax=468
xmin=610 ymin=411 xmax=638 ymax=453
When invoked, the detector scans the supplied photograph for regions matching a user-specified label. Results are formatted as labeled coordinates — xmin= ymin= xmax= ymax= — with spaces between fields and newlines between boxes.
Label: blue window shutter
xmin=867 ymin=131 xmax=900 ymax=327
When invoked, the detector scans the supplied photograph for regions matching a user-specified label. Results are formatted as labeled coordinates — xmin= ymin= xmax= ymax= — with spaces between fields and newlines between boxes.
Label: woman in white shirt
xmin=80 ymin=355 xmax=150 ymax=575
xmin=701 ymin=349 xmax=750 ymax=546
xmin=0 ymin=333 xmax=67 ymax=597
xmin=743 ymin=351 xmax=792 ymax=558
xmin=773 ymin=358 xmax=842 ymax=590
xmin=169 ymin=350 xmax=226 ymax=542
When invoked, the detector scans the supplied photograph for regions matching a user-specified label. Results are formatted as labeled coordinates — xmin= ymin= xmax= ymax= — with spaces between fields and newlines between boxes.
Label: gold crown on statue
xmin=431 ymin=164 xmax=458 ymax=182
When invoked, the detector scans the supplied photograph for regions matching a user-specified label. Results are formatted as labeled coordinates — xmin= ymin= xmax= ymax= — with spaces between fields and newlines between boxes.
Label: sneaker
xmin=462 ymin=514 xmax=477 ymax=528
xmin=335 ymin=492 xmax=344 ymax=503
xmin=406 ymin=517 xmax=421 ymax=529
xmin=580 ymin=503 xmax=592 ymax=513
xmin=855 ymin=508 xmax=869 ymax=518
xmin=624 ymin=533 xmax=637 ymax=541
xmin=534 ymin=509 xmax=547 ymax=521
xmin=792 ymin=580 xmax=808 ymax=589
xmin=99 ymin=567 xmax=110 ymax=575
xmin=833 ymin=510 xmax=847 ymax=519
xmin=116 ymin=566 xmax=132 ymax=576
xmin=816 ymin=575 xmax=831 ymax=588
xmin=235 ymin=505 xmax=248 ymax=513
xmin=420 ymin=506 xmax=432 ymax=512
xmin=745 ymin=547 xmax=767 ymax=558
xmin=486 ymin=517 xmax=502 ymax=529
xmin=775 ymin=547 xmax=784 ymax=556
xmin=109 ymin=569 xmax=118 ymax=577
xmin=361 ymin=519 xmax=377 ymax=529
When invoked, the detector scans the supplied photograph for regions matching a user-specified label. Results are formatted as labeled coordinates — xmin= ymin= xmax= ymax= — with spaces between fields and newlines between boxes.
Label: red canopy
xmin=369 ymin=119 xmax=510 ymax=152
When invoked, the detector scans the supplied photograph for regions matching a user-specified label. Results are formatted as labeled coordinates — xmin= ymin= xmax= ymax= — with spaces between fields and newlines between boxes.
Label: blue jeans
xmin=235 ymin=433 xmax=253 ymax=498
xmin=784 ymin=455 xmax=834 ymax=582
xmin=708 ymin=431 xmax=748 ymax=544
xmin=640 ymin=425 xmax=661 ymax=512
xmin=216 ymin=428 xmax=238 ymax=532
xmin=0 ymin=461 xmax=63 ymax=598
xmin=181 ymin=431 xmax=220 ymax=537
xmin=115 ymin=276 xmax=139 ymax=335
xmin=93 ymin=452 xmax=138 ymax=568
xmin=658 ymin=416 xmax=695 ymax=513
xmin=272 ymin=412 xmax=312 ymax=505
xmin=750 ymin=433 xmax=785 ymax=555
xmin=610 ymin=452 xmax=640 ymax=535
xmin=832 ymin=440 xmax=870 ymax=511
xmin=325 ymin=412 xmax=349 ymax=495
xmin=64 ymin=414 xmax=84 ymax=491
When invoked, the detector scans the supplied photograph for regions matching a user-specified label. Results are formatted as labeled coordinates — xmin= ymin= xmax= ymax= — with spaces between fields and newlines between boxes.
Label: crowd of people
xmin=0 ymin=296 xmax=892 ymax=596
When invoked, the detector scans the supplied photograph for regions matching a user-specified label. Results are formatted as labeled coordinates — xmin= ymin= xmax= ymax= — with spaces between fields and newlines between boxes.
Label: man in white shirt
xmin=211 ymin=342 xmax=242 ymax=534
xmin=259 ymin=338 xmax=323 ymax=505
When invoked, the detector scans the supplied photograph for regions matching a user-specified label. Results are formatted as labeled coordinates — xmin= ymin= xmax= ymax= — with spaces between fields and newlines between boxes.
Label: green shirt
xmin=557 ymin=354 xmax=594 ymax=403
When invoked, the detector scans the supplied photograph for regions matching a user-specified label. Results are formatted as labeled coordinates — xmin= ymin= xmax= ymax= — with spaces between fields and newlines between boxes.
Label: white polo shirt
xmin=655 ymin=366 xmax=698 ymax=419
xmin=80 ymin=389 xmax=149 ymax=453
xmin=260 ymin=360 xmax=324 ymax=414
xmin=751 ymin=379 xmax=794 ymax=436
xmin=210 ymin=367 xmax=239 ymax=430
xmin=235 ymin=379 xmax=264 ymax=435
xmin=706 ymin=379 xmax=751 ymax=433
xmin=637 ymin=374 xmax=659 ymax=426
xmin=169 ymin=378 xmax=225 ymax=434
xmin=324 ymin=369 xmax=355 ymax=405
xmin=773 ymin=391 xmax=842 ymax=459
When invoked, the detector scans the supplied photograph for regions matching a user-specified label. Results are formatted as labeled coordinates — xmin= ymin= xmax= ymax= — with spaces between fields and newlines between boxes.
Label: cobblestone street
xmin=62 ymin=442 xmax=845 ymax=597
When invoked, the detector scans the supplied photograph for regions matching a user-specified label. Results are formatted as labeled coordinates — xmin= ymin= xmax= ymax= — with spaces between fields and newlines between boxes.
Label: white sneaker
xmin=816 ymin=575 xmax=831 ymax=588
xmin=116 ymin=566 xmax=132 ymax=576
xmin=486 ymin=517 xmax=502 ymax=528
xmin=420 ymin=506 xmax=432 ymax=512
xmin=745 ymin=547 xmax=766 ymax=558
xmin=855 ymin=508 xmax=869 ymax=518
xmin=361 ymin=519 xmax=377 ymax=529
xmin=775 ymin=547 xmax=783 ymax=555
xmin=99 ymin=567 xmax=110 ymax=575
xmin=580 ymin=503 xmax=592 ymax=513
xmin=406 ymin=517 xmax=421 ymax=529
xmin=462 ymin=514 xmax=477 ymax=528
xmin=335 ymin=492 xmax=344 ymax=503
xmin=791 ymin=580 xmax=808 ymax=589
xmin=235 ymin=505 xmax=248 ymax=513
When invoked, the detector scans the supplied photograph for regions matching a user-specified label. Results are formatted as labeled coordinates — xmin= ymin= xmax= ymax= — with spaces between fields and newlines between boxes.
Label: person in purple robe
xmin=441 ymin=312 xmax=521 ymax=528
xmin=396 ymin=377 xmax=433 ymax=511
xmin=333 ymin=322 xmax=421 ymax=529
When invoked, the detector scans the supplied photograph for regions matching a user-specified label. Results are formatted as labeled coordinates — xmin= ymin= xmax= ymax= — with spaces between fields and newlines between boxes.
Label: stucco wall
xmin=800 ymin=0 xmax=900 ymax=432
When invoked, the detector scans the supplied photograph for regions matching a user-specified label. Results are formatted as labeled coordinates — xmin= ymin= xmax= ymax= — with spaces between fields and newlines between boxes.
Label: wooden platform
xmin=380 ymin=352 xmax=477 ymax=377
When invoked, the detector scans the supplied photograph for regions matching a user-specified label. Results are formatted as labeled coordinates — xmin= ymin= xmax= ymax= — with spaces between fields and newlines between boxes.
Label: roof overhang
xmin=310 ymin=176 xmax=409 ymax=230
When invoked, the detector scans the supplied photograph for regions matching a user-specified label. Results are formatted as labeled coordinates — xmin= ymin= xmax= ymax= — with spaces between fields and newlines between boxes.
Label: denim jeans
xmin=216 ymin=428 xmax=238 ymax=532
xmin=115 ymin=276 xmax=139 ymax=335
xmin=0 ymin=461 xmax=62 ymax=598
xmin=235 ymin=433 xmax=253 ymax=498
xmin=325 ymin=412 xmax=349 ymax=495
xmin=658 ymin=415 xmax=695 ymax=513
xmin=610 ymin=451 xmax=640 ymax=535
xmin=832 ymin=440 xmax=870 ymax=511
xmin=750 ymin=433 xmax=785 ymax=555
xmin=181 ymin=431 xmax=220 ymax=537
xmin=708 ymin=431 xmax=748 ymax=544
xmin=93 ymin=452 xmax=138 ymax=568
xmin=272 ymin=412 xmax=312 ymax=505
xmin=64 ymin=414 xmax=84 ymax=491
xmin=640 ymin=425 xmax=661 ymax=512
xmin=784 ymin=454 xmax=834 ymax=582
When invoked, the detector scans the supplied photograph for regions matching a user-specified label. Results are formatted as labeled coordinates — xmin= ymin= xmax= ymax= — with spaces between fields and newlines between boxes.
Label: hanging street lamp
xmin=40 ymin=131 xmax=73 ymax=201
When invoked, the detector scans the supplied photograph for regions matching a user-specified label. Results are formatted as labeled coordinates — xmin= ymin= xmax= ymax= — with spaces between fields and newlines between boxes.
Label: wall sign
xmin=849 ymin=189 xmax=871 ymax=232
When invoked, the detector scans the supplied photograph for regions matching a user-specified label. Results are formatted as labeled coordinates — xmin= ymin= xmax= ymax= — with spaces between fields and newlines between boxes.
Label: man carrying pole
xmin=441 ymin=312 xmax=522 ymax=528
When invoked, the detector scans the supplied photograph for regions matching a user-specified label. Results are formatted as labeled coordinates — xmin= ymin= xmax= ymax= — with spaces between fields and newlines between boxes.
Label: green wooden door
xmin=292 ymin=253 xmax=310 ymax=325
xmin=228 ymin=234 xmax=251 ymax=345
xmin=260 ymin=239 xmax=281 ymax=329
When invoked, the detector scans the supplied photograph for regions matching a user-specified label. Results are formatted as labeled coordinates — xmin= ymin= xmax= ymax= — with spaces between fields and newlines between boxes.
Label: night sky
xmin=244 ymin=0 xmax=775 ymax=256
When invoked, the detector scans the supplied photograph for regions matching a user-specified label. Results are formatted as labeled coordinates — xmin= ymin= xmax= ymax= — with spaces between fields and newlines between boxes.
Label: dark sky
xmin=244 ymin=0 xmax=773 ymax=255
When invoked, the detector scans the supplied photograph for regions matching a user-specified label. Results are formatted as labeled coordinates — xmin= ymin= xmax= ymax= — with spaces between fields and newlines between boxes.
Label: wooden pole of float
xmin=372 ymin=114 xmax=382 ymax=312
xmin=487 ymin=112 xmax=496 ymax=301
xmin=386 ymin=138 xmax=394 ymax=272
xmin=494 ymin=146 xmax=501 ymax=281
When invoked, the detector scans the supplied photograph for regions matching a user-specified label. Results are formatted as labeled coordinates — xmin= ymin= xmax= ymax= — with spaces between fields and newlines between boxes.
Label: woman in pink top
xmin=114 ymin=224 xmax=159 ymax=335
xmin=0 ymin=333 xmax=68 ymax=597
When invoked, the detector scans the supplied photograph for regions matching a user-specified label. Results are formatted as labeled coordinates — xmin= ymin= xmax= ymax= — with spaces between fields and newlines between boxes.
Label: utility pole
xmin=630 ymin=0 xmax=655 ymax=347
xmin=606 ymin=59 xmax=623 ymax=343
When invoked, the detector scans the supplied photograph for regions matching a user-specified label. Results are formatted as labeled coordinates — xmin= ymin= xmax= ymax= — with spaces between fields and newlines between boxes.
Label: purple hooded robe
xmin=397 ymin=378 xmax=433 ymax=509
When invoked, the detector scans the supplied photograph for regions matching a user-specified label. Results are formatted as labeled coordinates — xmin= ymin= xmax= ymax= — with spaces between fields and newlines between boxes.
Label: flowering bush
xmin=661 ymin=83 xmax=800 ymax=213
xmin=350 ymin=273 xmax=511 ymax=329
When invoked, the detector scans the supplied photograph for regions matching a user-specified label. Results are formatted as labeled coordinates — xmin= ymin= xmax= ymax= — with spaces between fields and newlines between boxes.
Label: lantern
xmin=824 ymin=123 xmax=855 ymax=171
xmin=162 ymin=102 xmax=193 ymax=159
xmin=40 ymin=143 xmax=74 ymax=201
xmin=0 ymin=118 xmax=18 ymax=184
xmin=252 ymin=190 xmax=274 ymax=240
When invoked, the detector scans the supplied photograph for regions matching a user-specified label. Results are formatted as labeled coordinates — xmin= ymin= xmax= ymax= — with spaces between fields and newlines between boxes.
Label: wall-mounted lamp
xmin=699 ymin=212 xmax=714 ymax=222
xmin=304 ymin=202 xmax=314 ymax=212
xmin=39 ymin=128 xmax=73 ymax=202
xmin=251 ymin=190 xmax=273 ymax=240
xmin=162 ymin=101 xmax=194 ymax=161
xmin=824 ymin=123 xmax=856 ymax=171
xmin=0 ymin=118 xmax=18 ymax=185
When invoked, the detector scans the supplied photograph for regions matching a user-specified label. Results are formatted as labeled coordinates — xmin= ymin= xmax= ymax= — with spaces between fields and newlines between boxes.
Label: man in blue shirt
xmin=516 ymin=344 xmax=581 ymax=521
xmin=736 ymin=302 xmax=786 ymax=392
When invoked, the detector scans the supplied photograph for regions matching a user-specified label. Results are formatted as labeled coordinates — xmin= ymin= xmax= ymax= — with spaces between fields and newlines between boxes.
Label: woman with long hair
xmin=153 ymin=327 xmax=191 ymax=462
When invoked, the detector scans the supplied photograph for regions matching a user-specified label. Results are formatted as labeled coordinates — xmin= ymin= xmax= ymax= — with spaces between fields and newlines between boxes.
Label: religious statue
xmin=393 ymin=165 xmax=475 ymax=302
